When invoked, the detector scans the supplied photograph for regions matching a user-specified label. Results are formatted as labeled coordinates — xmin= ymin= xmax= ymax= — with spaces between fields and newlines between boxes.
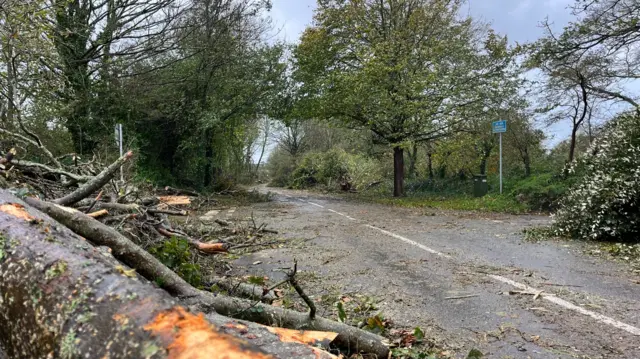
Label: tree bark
xmin=407 ymin=143 xmax=418 ymax=178
xmin=0 ymin=192 xmax=337 ymax=359
xmin=393 ymin=147 xmax=405 ymax=197
xmin=204 ymin=128 xmax=214 ymax=188
xmin=569 ymin=73 xmax=589 ymax=164
xmin=427 ymin=152 xmax=434 ymax=179
xmin=255 ymin=118 xmax=270 ymax=178
xmin=523 ymin=150 xmax=531 ymax=177
xmin=568 ymin=127 xmax=578 ymax=164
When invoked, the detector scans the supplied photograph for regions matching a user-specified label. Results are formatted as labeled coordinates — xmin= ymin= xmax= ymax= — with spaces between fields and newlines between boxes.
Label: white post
xmin=499 ymin=132 xmax=503 ymax=194
xmin=118 ymin=123 xmax=124 ymax=182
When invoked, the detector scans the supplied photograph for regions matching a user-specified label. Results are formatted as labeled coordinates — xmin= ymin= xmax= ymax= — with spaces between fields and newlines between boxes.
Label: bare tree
xmin=275 ymin=118 xmax=307 ymax=158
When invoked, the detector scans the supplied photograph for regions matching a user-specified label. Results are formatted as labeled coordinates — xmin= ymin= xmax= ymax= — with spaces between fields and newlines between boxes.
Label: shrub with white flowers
xmin=554 ymin=111 xmax=640 ymax=242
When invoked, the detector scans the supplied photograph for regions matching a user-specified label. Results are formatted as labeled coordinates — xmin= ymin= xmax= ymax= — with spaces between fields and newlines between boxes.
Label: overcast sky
xmin=266 ymin=0 xmax=579 ymax=145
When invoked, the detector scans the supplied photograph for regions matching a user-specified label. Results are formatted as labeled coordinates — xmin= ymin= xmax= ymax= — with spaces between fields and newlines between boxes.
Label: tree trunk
xmin=203 ymin=128 xmax=214 ymax=188
xmin=393 ymin=147 xmax=405 ymax=197
xmin=407 ymin=143 xmax=418 ymax=178
xmin=523 ymin=150 xmax=531 ymax=177
xmin=568 ymin=127 xmax=578 ymax=163
xmin=255 ymin=119 xmax=270 ymax=177
xmin=479 ymin=146 xmax=492 ymax=175
xmin=427 ymin=152 xmax=434 ymax=179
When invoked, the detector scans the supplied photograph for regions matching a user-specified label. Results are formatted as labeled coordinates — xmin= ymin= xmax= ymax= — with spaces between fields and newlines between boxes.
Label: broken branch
xmin=288 ymin=260 xmax=316 ymax=320
xmin=0 ymin=191 xmax=337 ymax=359
xmin=87 ymin=209 xmax=109 ymax=218
xmin=0 ymin=128 xmax=61 ymax=167
xmin=53 ymin=151 xmax=133 ymax=206
xmin=156 ymin=226 xmax=229 ymax=254
xmin=24 ymin=196 xmax=390 ymax=358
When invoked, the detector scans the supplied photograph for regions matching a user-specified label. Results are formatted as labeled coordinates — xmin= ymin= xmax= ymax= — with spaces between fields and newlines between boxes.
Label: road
xmin=233 ymin=188 xmax=640 ymax=359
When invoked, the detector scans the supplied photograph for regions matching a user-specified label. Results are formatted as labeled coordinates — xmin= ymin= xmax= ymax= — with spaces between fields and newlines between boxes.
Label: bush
xmin=288 ymin=149 xmax=383 ymax=191
xmin=554 ymin=112 xmax=640 ymax=242
xmin=266 ymin=149 xmax=297 ymax=187
xmin=150 ymin=237 xmax=203 ymax=288
xmin=509 ymin=173 xmax=571 ymax=212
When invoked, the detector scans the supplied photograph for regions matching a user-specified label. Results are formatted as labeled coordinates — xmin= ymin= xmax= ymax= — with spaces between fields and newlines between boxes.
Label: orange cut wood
xmin=144 ymin=306 xmax=273 ymax=359
xmin=0 ymin=203 xmax=34 ymax=221
xmin=264 ymin=326 xmax=338 ymax=347
xmin=158 ymin=196 xmax=191 ymax=206
xmin=87 ymin=209 xmax=109 ymax=218
xmin=197 ymin=242 xmax=228 ymax=254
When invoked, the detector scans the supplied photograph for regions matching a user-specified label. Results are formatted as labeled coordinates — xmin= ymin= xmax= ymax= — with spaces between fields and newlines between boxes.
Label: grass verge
xmin=350 ymin=192 xmax=530 ymax=214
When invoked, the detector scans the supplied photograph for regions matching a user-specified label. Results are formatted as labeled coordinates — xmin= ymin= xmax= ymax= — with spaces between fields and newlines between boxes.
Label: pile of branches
xmin=0 ymin=146 xmax=390 ymax=358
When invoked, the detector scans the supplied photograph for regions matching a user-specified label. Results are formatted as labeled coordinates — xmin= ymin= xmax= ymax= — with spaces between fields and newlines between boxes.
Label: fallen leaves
xmin=388 ymin=327 xmax=425 ymax=349
xmin=115 ymin=265 xmax=137 ymax=278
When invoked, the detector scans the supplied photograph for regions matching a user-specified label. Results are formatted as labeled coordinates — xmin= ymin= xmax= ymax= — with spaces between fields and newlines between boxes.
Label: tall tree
xmin=51 ymin=0 xmax=182 ymax=154
xmin=294 ymin=0 xmax=517 ymax=196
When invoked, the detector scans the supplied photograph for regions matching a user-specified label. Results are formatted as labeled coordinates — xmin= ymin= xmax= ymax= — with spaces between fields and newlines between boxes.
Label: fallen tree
xmin=0 ymin=192 xmax=341 ymax=359
xmin=25 ymin=197 xmax=391 ymax=358
xmin=0 ymin=141 xmax=390 ymax=358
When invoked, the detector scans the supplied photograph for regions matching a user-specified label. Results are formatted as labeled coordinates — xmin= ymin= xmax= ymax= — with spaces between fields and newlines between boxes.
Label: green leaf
xmin=336 ymin=301 xmax=347 ymax=323
xmin=466 ymin=349 xmax=483 ymax=359
xmin=413 ymin=326 xmax=425 ymax=341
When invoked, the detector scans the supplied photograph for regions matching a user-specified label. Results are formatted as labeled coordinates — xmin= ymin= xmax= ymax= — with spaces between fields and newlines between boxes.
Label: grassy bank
xmin=350 ymin=192 xmax=530 ymax=214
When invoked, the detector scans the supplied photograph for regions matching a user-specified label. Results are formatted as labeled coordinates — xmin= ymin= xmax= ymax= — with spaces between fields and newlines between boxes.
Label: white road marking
xmin=307 ymin=201 xmax=325 ymax=208
xmin=327 ymin=208 xmax=358 ymax=221
xmin=489 ymin=274 xmax=640 ymax=336
xmin=365 ymin=224 xmax=451 ymax=258
xmin=286 ymin=191 xmax=640 ymax=337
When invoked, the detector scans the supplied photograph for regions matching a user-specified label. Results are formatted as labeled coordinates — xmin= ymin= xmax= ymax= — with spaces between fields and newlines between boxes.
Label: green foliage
xmin=336 ymin=301 xmax=347 ymax=323
xmin=555 ymin=112 xmax=640 ymax=242
xmin=601 ymin=243 xmax=640 ymax=262
xmin=509 ymin=173 xmax=572 ymax=211
xmin=246 ymin=276 xmax=266 ymax=285
xmin=150 ymin=237 xmax=202 ymax=288
xmin=267 ymin=148 xmax=298 ymax=187
xmin=288 ymin=149 xmax=383 ymax=191
xmin=294 ymin=0 xmax=520 ymax=195
xmin=522 ymin=226 xmax=556 ymax=242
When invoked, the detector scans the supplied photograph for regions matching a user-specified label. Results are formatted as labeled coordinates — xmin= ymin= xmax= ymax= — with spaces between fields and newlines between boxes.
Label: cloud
xmin=508 ymin=0 xmax=533 ymax=17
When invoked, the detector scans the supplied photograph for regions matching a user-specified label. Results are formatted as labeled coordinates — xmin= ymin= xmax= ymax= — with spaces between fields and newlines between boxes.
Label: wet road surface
xmin=234 ymin=188 xmax=640 ymax=359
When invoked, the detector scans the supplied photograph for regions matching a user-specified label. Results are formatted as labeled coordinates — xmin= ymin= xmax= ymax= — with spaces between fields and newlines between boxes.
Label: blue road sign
xmin=492 ymin=120 xmax=507 ymax=133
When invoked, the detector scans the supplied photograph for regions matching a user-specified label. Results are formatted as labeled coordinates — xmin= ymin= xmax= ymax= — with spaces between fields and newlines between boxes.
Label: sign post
xmin=492 ymin=120 xmax=507 ymax=194
xmin=115 ymin=124 xmax=124 ymax=182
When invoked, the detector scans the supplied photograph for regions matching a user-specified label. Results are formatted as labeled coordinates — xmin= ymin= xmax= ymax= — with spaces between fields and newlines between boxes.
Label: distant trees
xmin=293 ymin=0 xmax=519 ymax=196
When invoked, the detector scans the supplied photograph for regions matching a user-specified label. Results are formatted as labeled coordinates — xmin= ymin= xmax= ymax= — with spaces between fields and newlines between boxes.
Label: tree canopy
xmin=293 ymin=0 xmax=520 ymax=196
